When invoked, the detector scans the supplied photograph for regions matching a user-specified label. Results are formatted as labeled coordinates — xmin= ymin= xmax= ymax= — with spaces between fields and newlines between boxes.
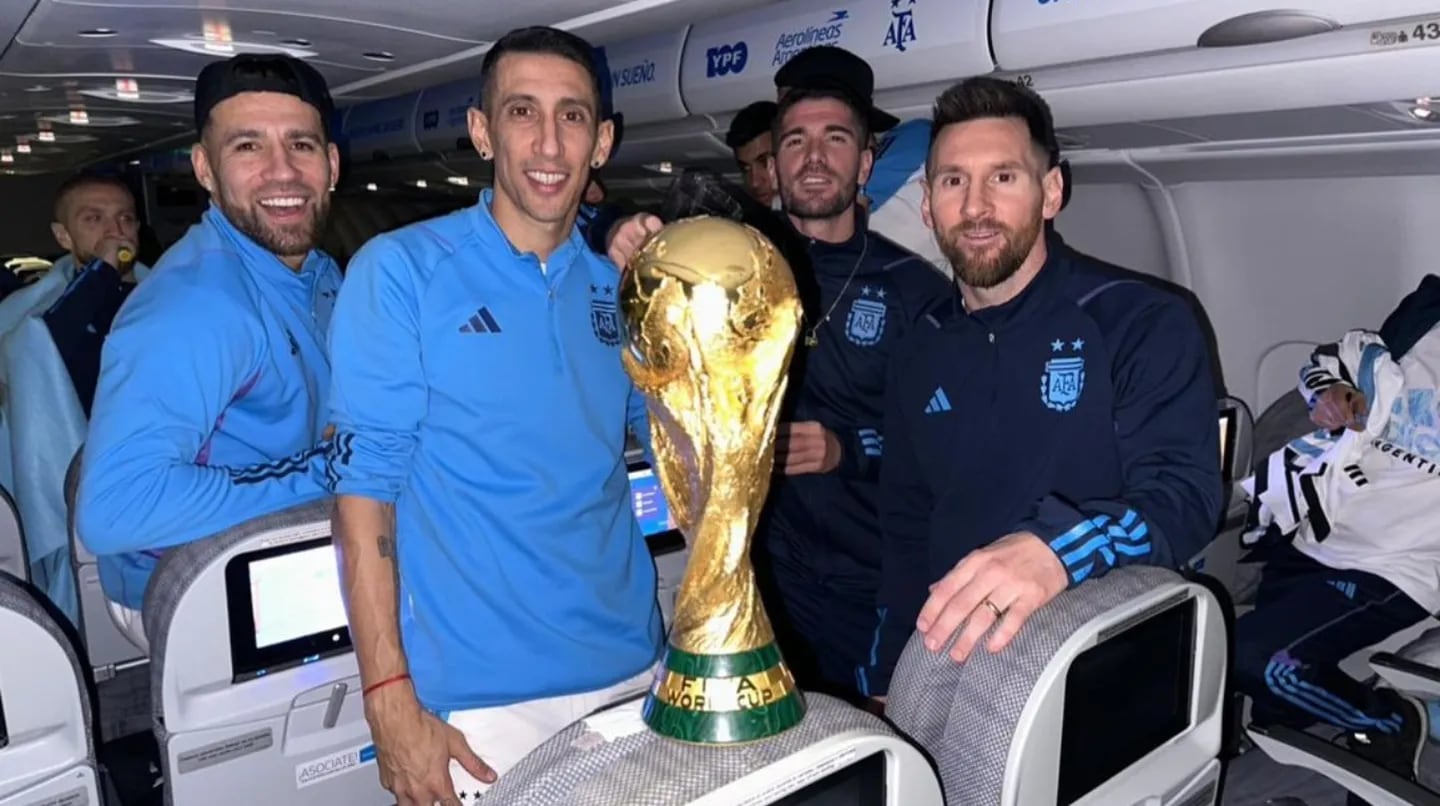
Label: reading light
xmin=365 ymin=182 xmax=378 ymax=191
xmin=40 ymin=112 xmax=139 ymax=127
xmin=446 ymin=176 xmax=469 ymax=186
xmin=414 ymin=179 xmax=428 ymax=188
xmin=79 ymin=84 xmax=194 ymax=104
xmin=37 ymin=131 xmax=55 ymax=142
xmin=77 ymin=28 xmax=118 ymax=38
xmin=0 ymin=153 xmax=13 ymax=164
xmin=15 ymin=143 xmax=30 ymax=154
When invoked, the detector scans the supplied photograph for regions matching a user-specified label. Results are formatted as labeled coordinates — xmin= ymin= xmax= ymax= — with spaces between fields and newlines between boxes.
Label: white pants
xmin=445 ymin=665 xmax=654 ymax=799
xmin=106 ymin=599 xmax=150 ymax=653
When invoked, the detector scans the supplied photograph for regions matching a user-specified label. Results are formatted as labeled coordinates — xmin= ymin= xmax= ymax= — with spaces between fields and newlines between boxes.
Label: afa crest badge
xmin=844 ymin=288 xmax=888 ymax=347
xmin=590 ymin=283 xmax=621 ymax=347
xmin=1041 ymin=356 xmax=1086 ymax=412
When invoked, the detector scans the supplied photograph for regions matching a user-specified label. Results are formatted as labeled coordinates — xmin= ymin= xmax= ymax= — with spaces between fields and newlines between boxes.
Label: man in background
xmin=725 ymin=100 xmax=778 ymax=208
xmin=41 ymin=175 xmax=145 ymax=414
xmin=0 ymin=176 xmax=148 ymax=338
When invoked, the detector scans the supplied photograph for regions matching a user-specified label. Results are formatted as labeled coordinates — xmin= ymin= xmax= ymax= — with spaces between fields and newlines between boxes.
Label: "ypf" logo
xmin=705 ymin=42 xmax=748 ymax=77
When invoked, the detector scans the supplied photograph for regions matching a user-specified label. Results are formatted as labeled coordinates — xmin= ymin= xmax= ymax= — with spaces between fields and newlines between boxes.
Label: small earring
xmin=479 ymin=150 xmax=491 ymax=160
xmin=591 ymin=159 xmax=601 ymax=168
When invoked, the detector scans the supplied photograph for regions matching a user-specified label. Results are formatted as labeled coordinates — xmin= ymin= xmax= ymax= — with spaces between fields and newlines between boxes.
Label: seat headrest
xmin=142 ymin=496 xmax=332 ymax=723
xmin=0 ymin=571 xmax=94 ymax=758
xmin=886 ymin=565 xmax=1184 ymax=805
xmin=475 ymin=693 xmax=896 ymax=805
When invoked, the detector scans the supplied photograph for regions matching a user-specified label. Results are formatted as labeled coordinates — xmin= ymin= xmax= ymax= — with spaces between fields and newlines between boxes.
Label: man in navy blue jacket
xmin=866 ymin=77 xmax=1223 ymax=697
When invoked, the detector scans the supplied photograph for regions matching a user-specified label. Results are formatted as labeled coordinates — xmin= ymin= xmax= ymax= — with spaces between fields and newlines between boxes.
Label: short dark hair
xmin=481 ymin=26 xmax=603 ymax=117
xmin=726 ymin=100 xmax=778 ymax=149
xmin=772 ymin=85 xmax=871 ymax=150
xmin=929 ymin=77 xmax=1060 ymax=173
xmin=53 ymin=174 xmax=134 ymax=222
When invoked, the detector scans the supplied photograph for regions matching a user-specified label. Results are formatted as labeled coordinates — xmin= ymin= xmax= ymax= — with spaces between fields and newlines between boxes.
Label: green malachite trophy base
xmin=642 ymin=642 xmax=807 ymax=744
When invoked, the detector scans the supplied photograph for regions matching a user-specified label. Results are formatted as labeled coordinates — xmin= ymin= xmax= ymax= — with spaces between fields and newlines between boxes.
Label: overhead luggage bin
xmin=991 ymin=0 xmax=1440 ymax=73
xmin=414 ymin=77 xmax=481 ymax=155
xmin=681 ymin=0 xmax=993 ymax=117
xmin=600 ymin=28 xmax=690 ymax=127
xmin=340 ymin=93 xmax=422 ymax=163
xmin=990 ymin=5 xmax=1440 ymax=130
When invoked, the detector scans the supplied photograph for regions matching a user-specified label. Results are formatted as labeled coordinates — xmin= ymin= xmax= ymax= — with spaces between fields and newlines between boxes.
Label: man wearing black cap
xmin=725 ymin=100 xmax=779 ymax=208
xmin=776 ymin=45 xmax=950 ymax=275
xmin=77 ymin=53 xmax=342 ymax=650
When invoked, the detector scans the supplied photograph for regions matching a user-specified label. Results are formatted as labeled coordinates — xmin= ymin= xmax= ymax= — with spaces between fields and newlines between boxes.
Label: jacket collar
xmin=471 ymin=187 xmax=585 ymax=274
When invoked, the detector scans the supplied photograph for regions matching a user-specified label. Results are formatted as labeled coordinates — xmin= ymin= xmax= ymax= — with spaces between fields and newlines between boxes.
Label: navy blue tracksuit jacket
xmin=759 ymin=208 xmax=952 ymax=694
xmin=867 ymin=238 xmax=1224 ymax=693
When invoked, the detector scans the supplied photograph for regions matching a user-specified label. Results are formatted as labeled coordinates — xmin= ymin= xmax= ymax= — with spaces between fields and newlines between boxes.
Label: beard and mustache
xmin=216 ymin=184 xmax=330 ymax=262
xmin=781 ymin=161 xmax=859 ymax=221
xmin=935 ymin=199 xmax=1044 ymax=290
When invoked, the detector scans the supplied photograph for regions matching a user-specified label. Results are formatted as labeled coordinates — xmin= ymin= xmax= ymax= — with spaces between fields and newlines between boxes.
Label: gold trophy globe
xmin=619 ymin=215 xmax=807 ymax=744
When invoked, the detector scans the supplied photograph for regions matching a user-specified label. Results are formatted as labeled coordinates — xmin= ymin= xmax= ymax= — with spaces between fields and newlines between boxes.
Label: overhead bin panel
xmin=600 ymin=28 xmax=690 ymax=127
xmin=342 ymin=94 xmax=422 ymax=162
xmin=991 ymin=0 xmax=1440 ymax=71
xmin=681 ymin=0 xmax=993 ymax=116
xmin=415 ymin=78 xmax=482 ymax=155
xmin=1009 ymin=14 xmax=1440 ymax=129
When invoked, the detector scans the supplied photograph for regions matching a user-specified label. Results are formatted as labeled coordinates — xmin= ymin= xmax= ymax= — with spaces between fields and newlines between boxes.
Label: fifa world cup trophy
xmin=619 ymin=215 xmax=806 ymax=744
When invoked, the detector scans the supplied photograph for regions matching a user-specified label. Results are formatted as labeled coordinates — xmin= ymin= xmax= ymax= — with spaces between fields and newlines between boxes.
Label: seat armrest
xmin=1371 ymin=651 xmax=1440 ymax=699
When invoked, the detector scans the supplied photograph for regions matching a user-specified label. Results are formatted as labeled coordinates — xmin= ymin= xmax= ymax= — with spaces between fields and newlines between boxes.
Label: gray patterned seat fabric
xmin=0 ymin=571 xmax=94 ymax=759
xmin=141 ymin=498 xmax=332 ymax=752
xmin=886 ymin=565 xmax=1182 ymax=805
xmin=477 ymin=692 xmax=897 ymax=805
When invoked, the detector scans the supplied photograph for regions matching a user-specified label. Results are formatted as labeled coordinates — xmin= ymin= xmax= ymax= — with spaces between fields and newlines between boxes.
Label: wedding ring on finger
xmin=981 ymin=598 xmax=1004 ymax=619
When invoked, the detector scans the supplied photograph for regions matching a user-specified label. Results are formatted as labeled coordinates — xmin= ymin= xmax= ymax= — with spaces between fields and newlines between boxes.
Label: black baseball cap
xmin=194 ymin=54 xmax=335 ymax=137
xmin=773 ymin=46 xmax=900 ymax=132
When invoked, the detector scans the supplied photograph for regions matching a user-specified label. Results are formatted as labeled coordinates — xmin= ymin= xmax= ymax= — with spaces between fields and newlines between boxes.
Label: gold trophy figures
xmin=619 ymin=215 xmax=806 ymax=744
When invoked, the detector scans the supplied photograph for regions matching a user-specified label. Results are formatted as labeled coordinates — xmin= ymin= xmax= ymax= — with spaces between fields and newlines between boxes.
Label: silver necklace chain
xmin=805 ymin=234 xmax=870 ymax=348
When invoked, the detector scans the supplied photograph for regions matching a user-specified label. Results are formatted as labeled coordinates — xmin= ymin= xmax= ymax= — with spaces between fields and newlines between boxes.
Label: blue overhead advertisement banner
xmin=598 ymin=27 xmax=689 ymax=126
xmin=680 ymin=0 xmax=992 ymax=116
xmin=340 ymin=93 xmax=421 ymax=162
xmin=415 ymin=77 xmax=481 ymax=154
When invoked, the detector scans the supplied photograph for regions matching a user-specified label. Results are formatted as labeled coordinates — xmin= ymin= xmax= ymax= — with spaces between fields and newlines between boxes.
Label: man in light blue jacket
xmin=77 ymin=53 xmax=342 ymax=650
xmin=326 ymin=26 xmax=660 ymax=804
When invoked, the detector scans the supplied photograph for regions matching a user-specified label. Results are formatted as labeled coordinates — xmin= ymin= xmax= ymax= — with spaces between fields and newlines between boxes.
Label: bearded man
xmin=76 ymin=53 xmax=342 ymax=652
xmin=863 ymin=77 xmax=1223 ymax=700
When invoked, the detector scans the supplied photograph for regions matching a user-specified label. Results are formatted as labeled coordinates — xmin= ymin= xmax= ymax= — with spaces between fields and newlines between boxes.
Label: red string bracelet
xmin=362 ymin=672 xmax=411 ymax=698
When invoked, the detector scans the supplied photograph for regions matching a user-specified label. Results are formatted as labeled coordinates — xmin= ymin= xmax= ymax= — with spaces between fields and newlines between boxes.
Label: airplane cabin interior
xmin=2 ymin=1 xmax=1440 ymax=805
